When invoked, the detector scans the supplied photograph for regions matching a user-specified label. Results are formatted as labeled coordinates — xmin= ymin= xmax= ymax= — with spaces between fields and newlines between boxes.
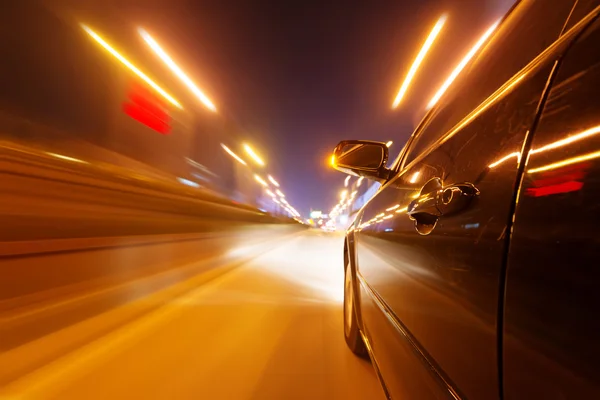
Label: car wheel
xmin=344 ymin=253 xmax=368 ymax=358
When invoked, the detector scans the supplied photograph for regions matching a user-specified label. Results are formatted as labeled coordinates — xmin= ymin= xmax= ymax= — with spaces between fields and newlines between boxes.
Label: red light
xmin=123 ymin=82 xmax=171 ymax=134
xmin=526 ymin=180 xmax=583 ymax=197
xmin=526 ymin=163 xmax=588 ymax=197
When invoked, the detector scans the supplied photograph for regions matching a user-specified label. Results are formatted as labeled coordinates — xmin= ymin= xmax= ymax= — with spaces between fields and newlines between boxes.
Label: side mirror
xmin=331 ymin=140 xmax=391 ymax=182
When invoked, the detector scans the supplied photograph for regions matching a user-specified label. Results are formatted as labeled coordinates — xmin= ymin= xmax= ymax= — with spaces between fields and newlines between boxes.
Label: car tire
xmin=344 ymin=253 xmax=368 ymax=358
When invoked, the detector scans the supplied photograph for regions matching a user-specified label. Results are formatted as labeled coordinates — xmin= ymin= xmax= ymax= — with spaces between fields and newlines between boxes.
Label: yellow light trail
xmin=244 ymin=144 xmax=265 ymax=166
xmin=254 ymin=174 xmax=268 ymax=187
xmin=392 ymin=14 xmax=447 ymax=109
xmin=220 ymin=144 xmax=247 ymax=165
xmin=427 ymin=20 xmax=500 ymax=109
xmin=80 ymin=24 xmax=182 ymax=109
xmin=528 ymin=150 xmax=600 ymax=174
xmin=139 ymin=28 xmax=216 ymax=112
xmin=268 ymin=175 xmax=280 ymax=187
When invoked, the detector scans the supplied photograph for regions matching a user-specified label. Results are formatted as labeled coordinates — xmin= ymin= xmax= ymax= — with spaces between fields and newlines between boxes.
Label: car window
xmin=402 ymin=0 xmax=576 ymax=167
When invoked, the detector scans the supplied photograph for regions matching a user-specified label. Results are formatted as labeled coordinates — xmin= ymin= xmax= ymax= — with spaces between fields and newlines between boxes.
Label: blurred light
xmin=392 ymin=14 xmax=447 ymax=109
xmin=81 ymin=24 xmax=182 ymax=109
xmin=340 ymin=189 xmax=348 ymax=199
xmin=395 ymin=207 xmax=408 ymax=214
xmin=268 ymin=175 xmax=280 ymax=187
xmin=281 ymin=198 xmax=289 ymax=205
xmin=123 ymin=99 xmax=170 ymax=134
xmin=254 ymin=174 xmax=268 ymax=186
xmin=244 ymin=144 xmax=265 ymax=166
xmin=46 ymin=152 xmax=87 ymax=164
xmin=351 ymin=190 xmax=358 ymax=198
xmin=275 ymin=189 xmax=285 ymax=197
xmin=344 ymin=176 xmax=351 ymax=187
xmin=330 ymin=154 xmax=336 ymax=167
xmin=532 ymin=125 xmax=600 ymax=154
xmin=527 ymin=181 xmax=583 ymax=197
xmin=139 ymin=28 xmax=216 ymax=112
xmin=383 ymin=215 xmax=393 ymax=220
xmin=409 ymin=171 xmax=421 ymax=183
xmin=427 ymin=20 xmax=500 ymax=109
xmin=220 ymin=144 xmax=247 ymax=166
xmin=386 ymin=141 xmax=393 ymax=147
xmin=386 ymin=204 xmax=400 ymax=211
xmin=488 ymin=125 xmax=600 ymax=169
xmin=376 ymin=213 xmax=385 ymax=218
xmin=266 ymin=189 xmax=276 ymax=197
xmin=528 ymin=150 xmax=600 ymax=174
xmin=177 ymin=177 xmax=200 ymax=188
xmin=273 ymin=198 xmax=281 ymax=204
xmin=310 ymin=211 xmax=323 ymax=219
xmin=489 ymin=152 xmax=520 ymax=168
xmin=357 ymin=176 xmax=364 ymax=187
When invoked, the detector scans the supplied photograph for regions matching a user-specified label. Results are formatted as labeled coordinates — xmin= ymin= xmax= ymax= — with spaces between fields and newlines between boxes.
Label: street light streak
xmin=81 ymin=25 xmax=182 ymax=109
xmin=276 ymin=189 xmax=285 ymax=198
xmin=220 ymin=144 xmax=247 ymax=165
xmin=254 ymin=174 xmax=268 ymax=187
xmin=386 ymin=204 xmax=400 ymax=211
xmin=344 ymin=176 xmax=351 ymax=187
xmin=427 ymin=20 xmax=500 ymax=109
xmin=392 ymin=14 xmax=447 ymax=108
xmin=268 ymin=175 xmax=280 ymax=187
xmin=139 ymin=28 xmax=216 ymax=112
xmin=386 ymin=141 xmax=393 ymax=147
xmin=243 ymin=144 xmax=265 ymax=166
xmin=266 ymin=189 xmax=276 ymax=198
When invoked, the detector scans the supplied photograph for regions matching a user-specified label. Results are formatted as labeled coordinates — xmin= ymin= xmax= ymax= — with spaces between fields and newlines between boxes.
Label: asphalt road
xmin=1 ymin=229 xmax=384 ymax=400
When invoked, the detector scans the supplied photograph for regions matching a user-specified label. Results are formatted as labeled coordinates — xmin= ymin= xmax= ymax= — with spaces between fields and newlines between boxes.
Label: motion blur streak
xmin=220 ymin=143 xmax=247 ymax=165
xmin=0 ymin=230 xmax=383 ymax=400
xmin=392 ymin=14 xmax=447 ymax=109
xmin=139 ymin=28 xmax=217 ymax=112
xmin=254 ymin=174 xmax=268 ymax=186
xmin=80 ymin=25 xmax=182 ymax=109
xmin=243 ymin=144 xmax=266 ymax=166
xmin=268 ymin=175 xmax=280 ymax=187
xmin=427 ymin=20 xmax=500 ymax=109
xmin=528 ymin=150 xmax=600 ymax=174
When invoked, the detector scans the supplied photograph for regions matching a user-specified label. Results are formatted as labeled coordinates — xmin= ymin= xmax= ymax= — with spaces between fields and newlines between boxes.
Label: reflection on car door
xmin=353 ymin=1 xmax=578 ymax=398
xmin=503 ymin=13 xmax=600 ymax=399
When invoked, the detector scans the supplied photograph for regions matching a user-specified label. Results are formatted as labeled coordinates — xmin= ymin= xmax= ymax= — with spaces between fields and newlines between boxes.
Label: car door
xmin=353 ymin=1 xmax=578 ymax=399
xmin=503 ymin=8 xmax=600 ymax=399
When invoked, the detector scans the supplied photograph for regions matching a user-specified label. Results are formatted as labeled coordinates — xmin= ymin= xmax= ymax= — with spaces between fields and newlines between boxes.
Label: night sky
xmin=122 ymin=0 xmax=515 ymax=216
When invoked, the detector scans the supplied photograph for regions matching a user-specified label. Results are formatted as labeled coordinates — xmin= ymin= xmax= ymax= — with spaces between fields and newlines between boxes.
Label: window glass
xmin=403 ymin=0 xmax=575 ymax=166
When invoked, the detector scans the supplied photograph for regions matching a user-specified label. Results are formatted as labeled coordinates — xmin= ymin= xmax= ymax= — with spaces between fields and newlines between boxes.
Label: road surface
xmin=1 ymin=229 xmax=384 ymax=400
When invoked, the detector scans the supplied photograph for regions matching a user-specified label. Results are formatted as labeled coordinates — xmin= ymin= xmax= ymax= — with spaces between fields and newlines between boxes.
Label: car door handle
xmin=408 ymin=180 xmax=479 ymax=219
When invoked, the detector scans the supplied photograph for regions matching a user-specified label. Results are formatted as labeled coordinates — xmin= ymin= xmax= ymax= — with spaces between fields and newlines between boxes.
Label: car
xmin=332 ymin=1 xmax=600 ymax=399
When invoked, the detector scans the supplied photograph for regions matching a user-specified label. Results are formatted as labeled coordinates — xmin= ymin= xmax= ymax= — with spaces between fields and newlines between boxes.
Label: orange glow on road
xmin=139 ymin=28 xmax=216 ymax=112
xmin=392 ymin=14 xmax=447 ymax=109
xmin=427 ymin=20 xmax=500 ymax=109
xmin=81 ymin=25 xmax=182 ymax=109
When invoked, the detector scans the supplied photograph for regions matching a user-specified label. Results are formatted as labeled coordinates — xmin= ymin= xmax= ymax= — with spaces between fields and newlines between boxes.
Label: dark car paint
xmin=503 ymin=16 xmax=600 ymax=399
xmin=344 ymin=3 xmax=600 ymax=400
